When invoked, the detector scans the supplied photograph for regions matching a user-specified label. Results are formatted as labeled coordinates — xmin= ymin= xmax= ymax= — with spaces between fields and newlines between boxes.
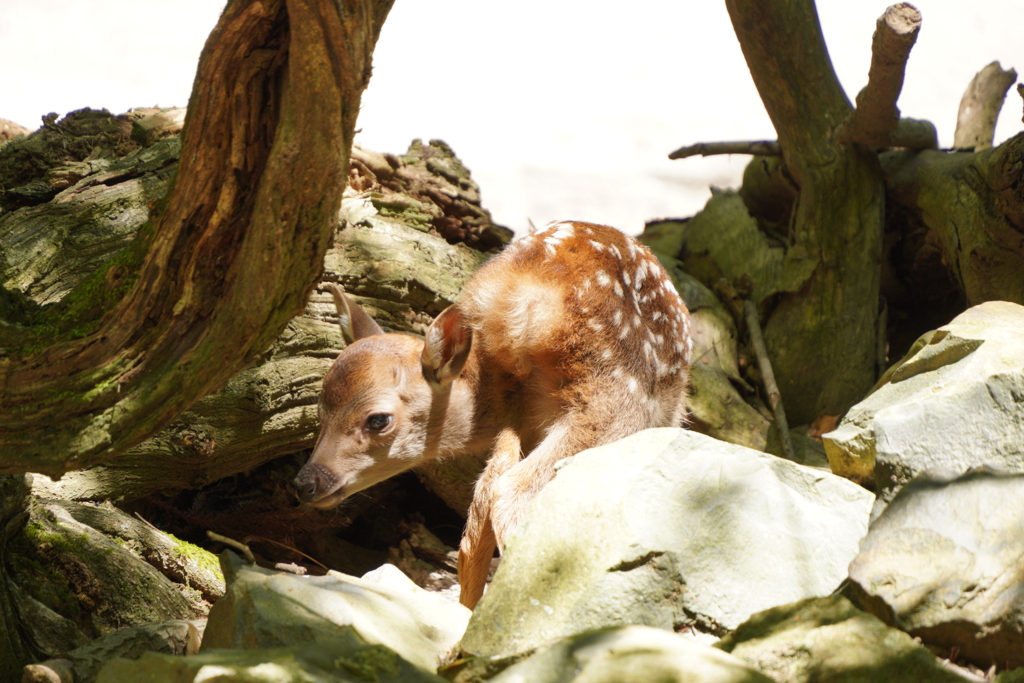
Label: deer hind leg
xmin=458 ymin=427 xmax=522 ymax=608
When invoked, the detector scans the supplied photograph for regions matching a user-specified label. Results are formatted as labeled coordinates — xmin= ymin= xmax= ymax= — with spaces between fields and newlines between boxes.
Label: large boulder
xmin=489 ymin=625 xmax=773 ymax=683
xmin=461 ymin=428 xmax=874 ymax=659
xmin=96 ymin=643 xmax=448 ymax=683
xmin=846 ymin=468 xmax=1024 ymax=671
xmin=202 ymin=554 xmax=470 ymax=673
xmin=717 ymin=594 xmax=970 ymax=683
xmin=823 ymin=301 xmax=1024 ymax=511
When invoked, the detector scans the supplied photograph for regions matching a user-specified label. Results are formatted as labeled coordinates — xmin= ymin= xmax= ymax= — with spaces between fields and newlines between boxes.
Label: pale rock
xmin=823 ymin=301 xmax=1024 ymax=513
xmin=96 ymin=643 xmax=448 ymax=683
xmin=201 ymin=553 xmax=470 ymax=672
xmin=461 ymin=428 xmax=874 ymax=658
xmin=847 ymin=468 xmax=1024 ymax=670
xmin=490 ymin=625 xmax=773 ymax=683
xmin=717 ymin=594 xmax=969 ymax=682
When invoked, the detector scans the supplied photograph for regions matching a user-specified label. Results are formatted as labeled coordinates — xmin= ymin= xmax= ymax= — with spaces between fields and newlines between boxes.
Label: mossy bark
xmin=0 ymin=0 xmax=395 ymax=475
xmin=726 ymin=0 xmax=884 ymax=424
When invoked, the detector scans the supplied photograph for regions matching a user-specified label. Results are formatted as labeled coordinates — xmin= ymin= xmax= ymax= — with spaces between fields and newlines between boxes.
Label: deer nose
xmin=294 ymin=465 xmax=324 ymax=503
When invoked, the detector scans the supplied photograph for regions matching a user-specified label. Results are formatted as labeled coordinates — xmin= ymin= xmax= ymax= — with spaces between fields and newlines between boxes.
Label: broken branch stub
xmin=837 ymin=3 xmax=922 ymax=147
xmin=954 ymin=61 xmax=1019 ymax=150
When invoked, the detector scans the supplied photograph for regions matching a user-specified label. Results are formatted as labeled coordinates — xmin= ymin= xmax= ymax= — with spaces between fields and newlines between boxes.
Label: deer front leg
xmin=489 ymin=407 xmax=625 ymax=548
xmin=458 ymin=428 xmax=522 ymax=608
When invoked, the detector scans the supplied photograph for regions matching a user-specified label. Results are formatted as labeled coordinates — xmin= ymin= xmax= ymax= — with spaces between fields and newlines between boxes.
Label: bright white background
xmin=2 ymin=1 xmax=1021 ymax=234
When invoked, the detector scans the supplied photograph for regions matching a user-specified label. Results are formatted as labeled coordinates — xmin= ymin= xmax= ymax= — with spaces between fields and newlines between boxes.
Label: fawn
xmin=295 ymin=221 xmax=692 ymax=607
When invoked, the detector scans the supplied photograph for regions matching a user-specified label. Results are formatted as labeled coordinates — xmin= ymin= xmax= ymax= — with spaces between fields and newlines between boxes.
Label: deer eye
xmin=365 ymin=414 xmax=392 ymax=432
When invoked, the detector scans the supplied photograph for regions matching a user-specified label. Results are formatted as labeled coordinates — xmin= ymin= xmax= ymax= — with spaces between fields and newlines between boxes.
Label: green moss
xmin=18 ymin=221 xmax=153 ymax=357
xmin=168 ymin=534 xmax=224 ymax=580
xmin=333 ymin=646 xmax=401 ymax=682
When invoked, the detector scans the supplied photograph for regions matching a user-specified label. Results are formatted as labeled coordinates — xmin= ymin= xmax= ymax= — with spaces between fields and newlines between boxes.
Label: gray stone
xmin=846 ymin=468 xmax=1024 ymax=670
xmin=461 ymin=428 xmax=874 ymax=658
xmin=717 ymin=594 xmax=968 ymax=683
xmin=490 ymin=625 xmax=773 ymax=683
xmin=823 ymin=301 xmax=1024 ymax=511
xmin=202 ymin=554 xmax=470 ymax=672
xmin=96 ymin=643 xmax=448 ymax=683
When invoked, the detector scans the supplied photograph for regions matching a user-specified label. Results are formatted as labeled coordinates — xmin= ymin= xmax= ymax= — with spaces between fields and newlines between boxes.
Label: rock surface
xmin=489 ymin=625 xmax=773 ymax=683
xmin=461 ymin=428 xmax=874 ymax=659
xmin=202 ymin=553 xmax=470 ymax=672
xmin=846 ymin=468 xmax=1024 ymax=670
xmin=717 ymin=594 xmax=969 ymax=683
xmin=96 ymin=643 xmax=449 ymax=683
xmin=823 ymin=301 xmax=1024 ymax=510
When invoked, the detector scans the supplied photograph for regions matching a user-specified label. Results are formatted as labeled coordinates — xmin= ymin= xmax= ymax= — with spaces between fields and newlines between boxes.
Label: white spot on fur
xmin=633 ymin=315 xmax=641 ymax=328
xmin=627 ymin=376 xmax=639 ymax=393
xmin=610 ymin=245 xmax=622 ymax=260
xmin=602 ymin=348 xmax=613 ymax=360
xmin=596 ymin=271 xmax=611 ymax=287
xmin=545 ymin=243 xmax=556 ymax=258
xmin=588 ymin=319 xmax=604 ymax=332
xmin=634 ymin=263 xmax=647 ymax=290
xmin=589 ymin=240 xmax=604 ymax=252
xmin=613 ymin=309 xmax=623 ymax=326
xmin=622 ymin=271 xmax=631 ymax=287
xmin=613 ymin=281 xmax=623 ymax=297
xmin=552 ymin=225 xmax=575 ymax=240
xmin=619 ymin=325 xmax=630 ymax=340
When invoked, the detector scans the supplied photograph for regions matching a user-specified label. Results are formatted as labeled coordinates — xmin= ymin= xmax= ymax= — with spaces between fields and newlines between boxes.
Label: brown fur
xmin=294 ymin=221 xmax=692 ymax=608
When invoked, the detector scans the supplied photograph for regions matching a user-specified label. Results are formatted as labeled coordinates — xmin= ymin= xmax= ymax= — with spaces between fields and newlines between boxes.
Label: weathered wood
xmin=0 ymin=0 xmax=395 ymax=476
xmin=725 ymin=0 xmax=886 ymax=423
xmin=954 ymin=61 xmax=1018 ymax=150
xmin=19 ymin=139 xmax=504 ymax=512
xmin=881 ymin=134 xmax=1024 ymax=309
xmin=0 ymin=474 xmax=214 ymax=675
xmin=836 ymin=3 xmax=921 ymax=147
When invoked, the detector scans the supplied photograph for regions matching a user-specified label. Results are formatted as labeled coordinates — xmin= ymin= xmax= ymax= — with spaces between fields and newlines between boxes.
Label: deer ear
xmin=324 ymin=283 xmax=384 ymax=343
xmin=422 ymin=305 xmax=473 ymax=386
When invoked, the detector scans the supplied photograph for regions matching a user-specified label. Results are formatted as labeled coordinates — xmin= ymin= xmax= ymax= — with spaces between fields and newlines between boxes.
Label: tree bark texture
xmin=9 ymin=136 xmax=507 ymax=512
xmin=726 ymin=0 xmax=887 ymax=423
xmin=0 ymin=0 xmax=394 ymax=475
xmin=882 ymin=134 xmax=1024 ymax=311
xmin=0 ymin=474 xmax=215 ymax=677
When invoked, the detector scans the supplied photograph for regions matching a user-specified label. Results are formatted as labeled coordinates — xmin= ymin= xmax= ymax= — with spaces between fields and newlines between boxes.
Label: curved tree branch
xmin=954 ymin=61 xmax=1018 ymax=150
xmin=0 ymin=0 xmax=394 ymax=474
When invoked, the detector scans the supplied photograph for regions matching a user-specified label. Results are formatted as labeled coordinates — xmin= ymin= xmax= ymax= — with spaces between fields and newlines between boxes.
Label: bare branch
xmin=668 ymin=140 xmax=781 ymax=160
xmin=744 ymin=300 xmax=796 ymax=462
xmin=837 ymin=3 xmax=922 ymax=147
xmin=954 ymin=61 xmax=1018 ymax=150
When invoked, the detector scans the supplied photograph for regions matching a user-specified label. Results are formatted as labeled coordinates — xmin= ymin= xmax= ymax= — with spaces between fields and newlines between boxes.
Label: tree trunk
xmin=0 ymin=0 xmax=394 ymax=475
xmin=725 ymin=0 xmax=886 ymax=424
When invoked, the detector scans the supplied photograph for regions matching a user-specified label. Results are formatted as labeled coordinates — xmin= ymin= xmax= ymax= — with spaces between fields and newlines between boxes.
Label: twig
xmin=744 ymin=300 xmax=796 ymax=461
xmin=247 ymin=534 xmax=329 ymax=571
xmin=1018 ymin=84 xmax=1024 ymax=124
xmin=954 ymin=61 xmax=1018 ymax=150
xmin=206 ymin=530 xmax=256 ymax=564
xmin=668 ymin=140 xmax=781 ymax=160
xmin=836 ymin=3 xmax=922 ymax=147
